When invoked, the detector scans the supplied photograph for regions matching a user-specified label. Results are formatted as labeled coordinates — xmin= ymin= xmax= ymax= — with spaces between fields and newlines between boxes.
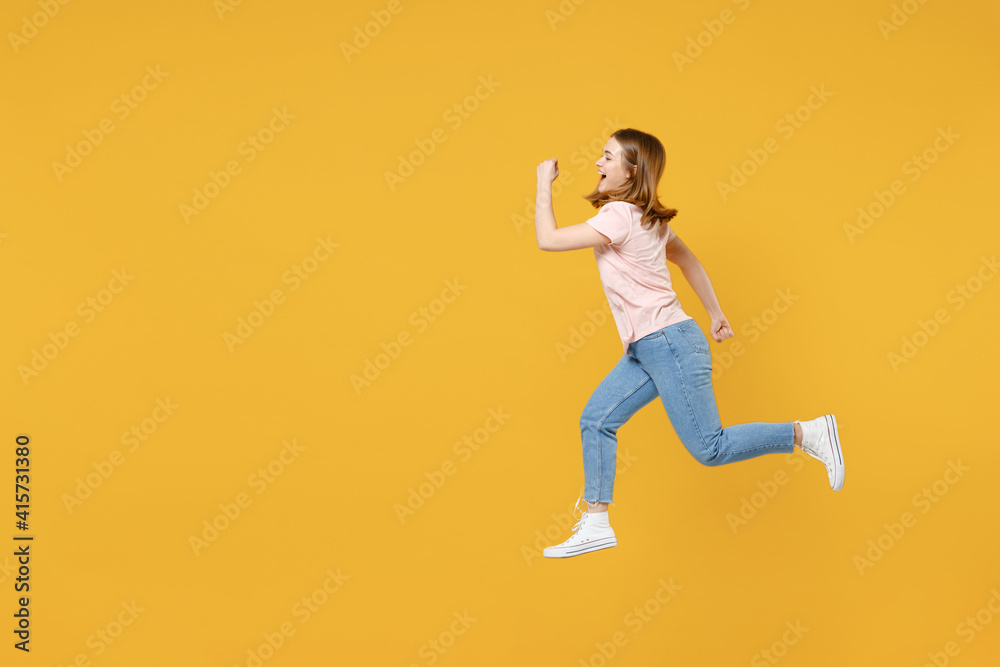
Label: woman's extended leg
xmin=541 ymin=348 xmax=660 ymax=559
xmin=631 ymin=320 xmax=795 ymax=466
xmin=580 ymin=348 xmax=660 ymax=504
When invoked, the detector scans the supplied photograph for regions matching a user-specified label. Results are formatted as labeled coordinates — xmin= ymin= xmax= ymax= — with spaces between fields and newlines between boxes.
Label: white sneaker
xmin=797 ymin=414 xmax=844 ymax=491
xmin=542 ymin=494 xmax=618 ymax=559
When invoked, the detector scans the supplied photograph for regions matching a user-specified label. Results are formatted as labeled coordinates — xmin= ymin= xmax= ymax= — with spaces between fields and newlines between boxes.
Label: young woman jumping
xmin=534 ymin=127 xmax=844 ymax=559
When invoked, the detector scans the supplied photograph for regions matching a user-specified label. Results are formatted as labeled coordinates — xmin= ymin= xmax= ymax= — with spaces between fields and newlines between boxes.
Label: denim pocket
xmin=678 ymin=320 xmax=709 ymax=355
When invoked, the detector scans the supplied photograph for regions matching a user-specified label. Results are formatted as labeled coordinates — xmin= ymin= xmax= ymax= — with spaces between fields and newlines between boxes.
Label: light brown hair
xmin=583 ymin=127 xmax=678 ymax=228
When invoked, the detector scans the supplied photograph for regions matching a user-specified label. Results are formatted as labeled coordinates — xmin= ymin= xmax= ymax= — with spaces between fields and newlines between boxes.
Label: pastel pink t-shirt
xmin=585 ymin=200 xmax=693 ymax=355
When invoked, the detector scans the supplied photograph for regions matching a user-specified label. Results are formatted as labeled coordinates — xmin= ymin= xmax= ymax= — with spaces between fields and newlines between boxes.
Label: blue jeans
xmin=581 ymin=318 xmax=795 ymax=503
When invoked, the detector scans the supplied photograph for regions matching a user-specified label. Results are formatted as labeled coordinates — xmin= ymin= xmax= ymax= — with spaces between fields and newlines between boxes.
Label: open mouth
xmin=598 ymin=172 xmax=606 ymax=181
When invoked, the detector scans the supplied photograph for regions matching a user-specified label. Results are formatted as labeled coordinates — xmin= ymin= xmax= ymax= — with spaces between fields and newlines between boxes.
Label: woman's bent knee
xmin=685 ymin=435 xmax=723 ymax=467
xmin=694 ymin=450 xmax=725 ymax=467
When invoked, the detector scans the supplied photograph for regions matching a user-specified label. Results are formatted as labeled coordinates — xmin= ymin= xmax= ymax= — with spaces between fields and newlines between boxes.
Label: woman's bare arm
xmin=666 ymin=233 xmax=734 ymax=340
xmin=534 ymin=164 xmax=610 ymax=251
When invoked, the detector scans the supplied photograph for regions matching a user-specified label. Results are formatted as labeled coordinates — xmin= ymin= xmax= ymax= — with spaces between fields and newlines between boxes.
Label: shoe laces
xmin=570 ymin=492 xmax=589 ymax=534
xmin=797 ymin=420 xmax=820 ymax=457
xmin=798 ymin=419 xmax=834 ymax=474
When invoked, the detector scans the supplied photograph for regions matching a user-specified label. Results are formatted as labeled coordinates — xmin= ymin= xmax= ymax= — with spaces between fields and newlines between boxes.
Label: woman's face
xmin=595 ymin=137 xmax=633 ymax=192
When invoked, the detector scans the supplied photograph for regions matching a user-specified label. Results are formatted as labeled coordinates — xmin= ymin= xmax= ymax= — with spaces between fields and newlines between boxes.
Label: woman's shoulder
xmin=599 ymin=200 xmax=643 ymax=213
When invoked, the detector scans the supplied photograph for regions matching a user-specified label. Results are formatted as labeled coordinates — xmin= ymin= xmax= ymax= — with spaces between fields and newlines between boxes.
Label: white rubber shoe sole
xmin=543 ymin=535 xmax=618 ymax=559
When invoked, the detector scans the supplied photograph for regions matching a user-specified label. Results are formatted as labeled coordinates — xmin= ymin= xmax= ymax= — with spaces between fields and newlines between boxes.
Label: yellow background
xmin=3 ymin=0 xmax=999 ymax=664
